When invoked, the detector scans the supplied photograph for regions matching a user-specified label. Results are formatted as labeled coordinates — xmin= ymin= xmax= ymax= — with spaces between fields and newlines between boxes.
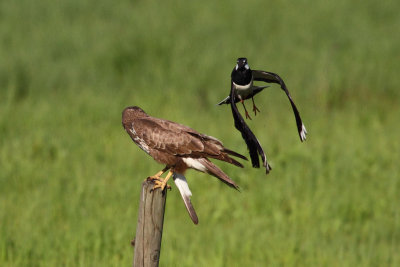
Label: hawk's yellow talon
xmin=148 ymin=170 xmax=173 ymax=192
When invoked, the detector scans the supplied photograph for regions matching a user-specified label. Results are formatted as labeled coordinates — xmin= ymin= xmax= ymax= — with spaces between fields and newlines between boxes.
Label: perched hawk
xmin=218 ymin=58 xmax=307 ymax=174
xmin=122 ymin=106 xmax=247 ymax=224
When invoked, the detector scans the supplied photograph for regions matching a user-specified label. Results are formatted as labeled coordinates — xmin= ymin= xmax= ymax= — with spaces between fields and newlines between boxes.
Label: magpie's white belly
xmin=233 ymin=80 xmax=254 ymax=99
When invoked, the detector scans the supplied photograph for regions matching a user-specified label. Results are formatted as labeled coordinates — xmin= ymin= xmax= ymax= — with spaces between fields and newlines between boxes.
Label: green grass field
xmin=1 ymin=0 xmax=399 ymax=266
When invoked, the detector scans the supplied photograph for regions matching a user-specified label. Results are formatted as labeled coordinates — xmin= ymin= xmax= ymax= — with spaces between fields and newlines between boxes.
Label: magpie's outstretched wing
xmin=229 ymin=81 xmax=271 ymax=174
xmin=252 ymin=70 xmax=307 ymax=141
xmin=217 ymin=85 xmax=270 ymax=105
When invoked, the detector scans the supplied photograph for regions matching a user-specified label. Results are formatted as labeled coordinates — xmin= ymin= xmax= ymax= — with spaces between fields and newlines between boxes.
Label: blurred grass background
xmin=1 ymin=0 xmax=399 ymax=266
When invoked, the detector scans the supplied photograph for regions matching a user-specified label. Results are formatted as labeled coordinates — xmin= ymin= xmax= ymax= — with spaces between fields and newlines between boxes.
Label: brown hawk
xmin=122 ymin=106 xmax=247 ymax=224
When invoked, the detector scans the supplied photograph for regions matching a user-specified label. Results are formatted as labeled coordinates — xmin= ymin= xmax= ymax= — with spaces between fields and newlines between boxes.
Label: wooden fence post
xmin=132 ymin=179 xmax=167 ymax=267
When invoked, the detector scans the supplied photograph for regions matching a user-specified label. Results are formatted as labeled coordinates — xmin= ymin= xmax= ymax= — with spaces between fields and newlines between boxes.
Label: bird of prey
xmin=122 ymin=106 xmax=247 ymax=224
xmin=218 ymin=57 xmax=307 ymax=173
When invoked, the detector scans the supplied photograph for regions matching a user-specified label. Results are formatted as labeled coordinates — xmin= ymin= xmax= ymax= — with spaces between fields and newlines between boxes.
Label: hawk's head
xmin=122 ymin=106 xmax=148 ymax=126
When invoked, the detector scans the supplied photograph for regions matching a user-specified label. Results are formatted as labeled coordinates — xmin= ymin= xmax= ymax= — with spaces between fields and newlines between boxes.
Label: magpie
xmin=218 ymin=58 xmax=269 ymax=120
xmin=218 ymin=57 xmax=307 ymax=173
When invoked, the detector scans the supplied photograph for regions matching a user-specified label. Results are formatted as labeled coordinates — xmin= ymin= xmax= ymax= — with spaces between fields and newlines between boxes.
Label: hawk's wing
xmin=155 ymin=118 xmax=225 ymax=148
xmin=131 ymin=117 xmax=245 ymax=166
xmin=229 ymin=81 xmax=272 ymax=174
xmin=131 ymin=116 xmax=243 ymax=188
xmin=131 ymin=118 xmax=208 ymax=156
xmin=252 ymin=70 xmax=307 ymax=141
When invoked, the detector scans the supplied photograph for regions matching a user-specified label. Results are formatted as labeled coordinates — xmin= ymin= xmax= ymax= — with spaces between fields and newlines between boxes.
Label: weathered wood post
xmin=132 ymin=179 xmax=167 ymax=267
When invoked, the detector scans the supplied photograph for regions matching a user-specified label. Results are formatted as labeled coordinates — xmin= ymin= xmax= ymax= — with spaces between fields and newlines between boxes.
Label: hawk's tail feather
xmin=197 ymin=158 xmax=239 ymax=190
xmin=220 ymin=155 xmax=244 ymax=168
xmin=173 ymin=173 xmax=199 ymax=224
xmin=222 ymin=148 xmax=248 ymax=160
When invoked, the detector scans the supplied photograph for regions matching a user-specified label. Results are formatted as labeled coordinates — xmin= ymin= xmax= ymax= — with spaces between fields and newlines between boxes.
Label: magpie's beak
xmin=236 ymin=58 xmax=248 ymax=69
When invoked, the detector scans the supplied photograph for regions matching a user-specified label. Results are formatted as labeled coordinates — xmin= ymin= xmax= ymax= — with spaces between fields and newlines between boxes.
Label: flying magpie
xmin=218 ymin=57 xmax=307 ymax=173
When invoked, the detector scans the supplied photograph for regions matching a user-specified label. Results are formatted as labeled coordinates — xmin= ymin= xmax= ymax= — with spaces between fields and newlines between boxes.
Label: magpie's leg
xmin=241 ymin=99 xmax=252 ymax=120
xmin=150 ymin=170 xmax=173 ymax=191
xmin=252 ymin=96 xmax=260 ymax=115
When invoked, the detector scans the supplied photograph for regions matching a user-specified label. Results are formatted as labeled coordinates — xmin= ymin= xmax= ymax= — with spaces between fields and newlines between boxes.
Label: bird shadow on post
xmin=132 ymin=179 xmax=167 ymax=267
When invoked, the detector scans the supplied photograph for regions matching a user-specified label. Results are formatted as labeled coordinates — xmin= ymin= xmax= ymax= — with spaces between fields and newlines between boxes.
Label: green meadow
xmin=1 ymin=0 xmax=399 ymax=266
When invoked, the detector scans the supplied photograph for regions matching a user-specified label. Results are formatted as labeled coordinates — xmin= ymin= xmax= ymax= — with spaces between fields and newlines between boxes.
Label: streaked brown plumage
xmin=122 ymin=106 xmax=247 ymax=224
xmin=122 ymin=105 xmax=247 ymax=188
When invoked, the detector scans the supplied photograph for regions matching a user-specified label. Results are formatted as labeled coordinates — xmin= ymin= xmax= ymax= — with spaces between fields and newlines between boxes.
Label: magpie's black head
xmin=231 ymin=57 xmax=252 ymax=85
xmin=236 ymin=58 xmax=248 ymax=70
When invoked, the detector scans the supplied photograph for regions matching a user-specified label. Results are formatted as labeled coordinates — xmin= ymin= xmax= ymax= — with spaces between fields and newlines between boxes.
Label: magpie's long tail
xmin=229 ymin=86 xmax=271 ymax=174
